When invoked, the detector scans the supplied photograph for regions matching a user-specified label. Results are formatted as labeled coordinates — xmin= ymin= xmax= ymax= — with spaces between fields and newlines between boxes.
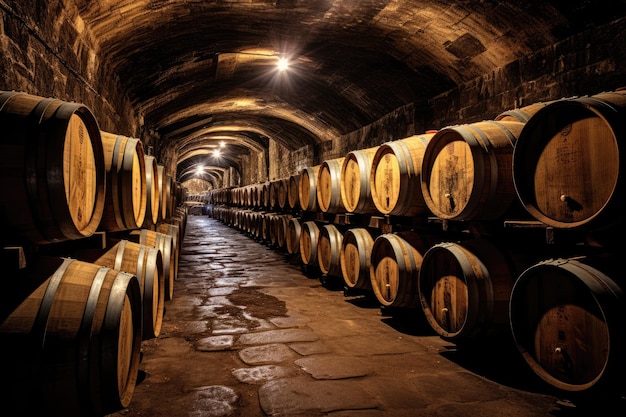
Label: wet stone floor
xmin=106 ymin=215 xmax=606 ymax=417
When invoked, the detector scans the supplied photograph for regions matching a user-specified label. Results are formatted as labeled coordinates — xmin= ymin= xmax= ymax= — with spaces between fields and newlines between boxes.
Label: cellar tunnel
xmin=1 ymin=1 xmax=626 ymax=416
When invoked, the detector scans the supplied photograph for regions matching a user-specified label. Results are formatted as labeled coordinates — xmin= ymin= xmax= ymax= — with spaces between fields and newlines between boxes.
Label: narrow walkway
xmin=108 ymin=215 xmax=580 ymax=417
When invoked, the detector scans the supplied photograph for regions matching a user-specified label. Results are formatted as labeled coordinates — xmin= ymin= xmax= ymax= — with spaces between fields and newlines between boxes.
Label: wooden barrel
xmin=276 ymin=213 xmax=293 ymax=250
xmin=0 ymin=91 xmax=106 ymax=244
xmin=418 ymin=239 xmax=520 ymax=342
xmin=261 ymin=212 xmax=277 ymax=242
xmin=142 ymin=155 xmax=160 ymax=228
xmin=340 ymin=146 xmax=379 ymax=214
xmin=286 ymin=217 xmax=302 ymax=255
xmin=247 ymin=211 xmax=260 ymax=237
xmin=0 ymin=258 xmax=142 ymax=415
xmin=129 ymin=229 xmax=175 ymax=301
xmin=269 ymin=180 xmax=281 ymax=209
xmin=239 ymin=209 xmax=251 ymax=233
xmin=243 ymin=210 xmax=255 ymax=234
xmin=252 ymin=183 xmax=262 ymax=207
xmin=512 ymin=90 xmax=626 ymax=230
xmin=495 ymin=101 xmax=553 ymax=122
xmin=157 ymin=222 xmax=181 ymax=282
xmin=241 ymin=185 xmax=248 ymax=207
xmin=370 ymin=133 xmax=434 ymax=216
xmin=95 ymin=240 xmax=165 ymax=339
xmin=277 ymin=178 xmax=290 ymax=210
xmin=99 ymin=131 xmax=147 ymax=232
xmin=267 ymin=213 xmax=280 ymax=245
xmin=173 ymin=206 xmax=188 ymax=238
xmin=261 ymin=182 xmax=271 ymax=208
xmin=232 ymin=187 xmax=242 ymax=207
xmin=157 ymin=165 xmax=172 ymax=221
xmin=369 ymin=231 xmax=430 ymax=308
xmin=300 ymin=220 xmax=321 ymax=266
xmin=317 ymin=157 xmax=346 ymax=213
xmin=298 ymin=165 xmax=320 ymax=212
xmin=340 ymin=227 xmax=375 ymax=291
xmin=271 ymin=213 xmax=282 ymax=246
xmin=317 ymin=223 xmax=344 ymax=277
xmin=246 ymin=185 xmax=255 ymax=207
xmin=420 ymin=120 xmax=524 ymax=221
xmin=509 ymin=257 xmax=625 ymax=395
xmin=287 ymin=174 xmax=301 ymax=210
xmin=254 ymin=211 xmax=265 ymax=238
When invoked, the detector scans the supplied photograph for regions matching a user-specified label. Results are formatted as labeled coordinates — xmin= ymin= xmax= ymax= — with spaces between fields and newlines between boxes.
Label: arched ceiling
xmin=71 ymin=0 xmax=626 ymax=183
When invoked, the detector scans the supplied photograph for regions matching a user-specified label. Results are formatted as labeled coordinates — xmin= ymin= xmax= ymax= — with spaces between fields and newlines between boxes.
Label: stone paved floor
xmin=106 ymin=215 xmax=621 ymax=417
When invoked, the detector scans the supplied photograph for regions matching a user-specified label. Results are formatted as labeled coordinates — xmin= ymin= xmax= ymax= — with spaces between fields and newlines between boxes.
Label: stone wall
xmin=429 ymin=17 xmax=626 ymax=128
xmin=0 ymin=1 xmax=139 ymax=137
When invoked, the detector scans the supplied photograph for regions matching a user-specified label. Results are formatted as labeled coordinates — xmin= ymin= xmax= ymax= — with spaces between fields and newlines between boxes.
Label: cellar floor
xmin=105 ymin=214 xmax=619 ymax=417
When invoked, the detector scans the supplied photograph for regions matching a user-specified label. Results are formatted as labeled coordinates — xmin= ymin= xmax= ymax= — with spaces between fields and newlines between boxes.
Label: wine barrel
xmin=418 ymin=239 xmax=521 ymax=342
xmin=173 ymin=206 xmax=188 ymax=238
xmin=142 ymin=155 xmax=160 ymax=228
xmin=317 ymin=223 xmax=344 ymax=277
xmin=277 ymin=178 xmax=290 ymax=210
xmin=509 ymin=257 xmax=626 ymax=395
xmin=0 ymin=258 xmax=142 ymax=415
xmin=267 ymin=213 xmax=280 ymax=245
xmin=317 ymin=157 xmax=346 ymax=213
xmin=95 ymin=240 xmax=165 ymax=339
xmin=300 ymin=220 xmax=321 ymax=266
xmin=340 ymin=146 xmax=379 ymax=214
xmin=420 ymin=120 xmax=524 ymax=221
xmin=369 ymin=231 xmax=431 ymax=308
xmin=242 ymin=210 xmax=253 ymax=235
xmin=269 ymin=179 xmax=282 ymax=209
xmin=370 ymin=133 xmax=434 ymax=216
xmin=252 ymin=183 xmax=262 ymax=207
xmin=157 ymin=165 xmax=172 ymax=221
xmin=495 ymin=101 xmax=553 ymax=122
xmin=243 ymin=210 xmax=255 ymax=235
xmin=129 ymin=229 xmax=175 ymax=301
xmin=99 ymin=131 xmax=147 ymax=232
xmin=261 ymin=212 xmax=277 ymax=242
xmin=157 ymin=223 xmax=181 ymax=281
xmin=275 ymin=213 xmax=293 ymax=250
xmin=233 ymin=186 xmax=243 ymax=207
xmin=241 ymin=186 xmax=251 ymax=208
xmin=298 ymin=165 xmax=320 ymax=212
xmin=239 ymin=209 xmax=252 ymax=234
xmin=286 ymin=217 xmax=302 ymax=255
xmin=261 ymin=182 xmax=271 ymax=208
xmin=0 ymin=91 xmax=105 ymax=244
xmin=512 ymin=90 xmax=626 ymax=230
xmin=253 ymin=211 xmax=265 ymax=238
xmin=287 ymin=173 xmax=301 ymax=210
xmin=340 ymin=227 xmax=375 ymax=291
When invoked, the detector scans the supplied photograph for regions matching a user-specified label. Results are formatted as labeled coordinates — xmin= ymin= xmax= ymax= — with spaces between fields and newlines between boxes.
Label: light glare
xmin=277 ymin=57 xmax=289 ymax=71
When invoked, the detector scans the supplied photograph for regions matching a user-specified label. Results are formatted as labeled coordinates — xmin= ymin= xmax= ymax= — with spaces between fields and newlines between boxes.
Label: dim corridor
xmin=106 ymin=214 xmax=615 ymax=417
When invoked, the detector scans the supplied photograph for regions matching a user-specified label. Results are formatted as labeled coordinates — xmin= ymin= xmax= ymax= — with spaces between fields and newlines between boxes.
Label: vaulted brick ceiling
xmin=71 ymin=0 xmax=625 ymax=182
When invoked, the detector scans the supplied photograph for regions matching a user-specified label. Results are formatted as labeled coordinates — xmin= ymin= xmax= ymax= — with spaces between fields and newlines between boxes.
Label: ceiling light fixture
xmin=277 ymin=57 xmax=289 ymax=71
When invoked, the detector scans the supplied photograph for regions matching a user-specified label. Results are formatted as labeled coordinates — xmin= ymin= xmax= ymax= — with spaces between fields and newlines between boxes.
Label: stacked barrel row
xmin=0 ymin=90 xmax=187 ymax=416
xmin=208 ymin=89 xmax=626 ymax=400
